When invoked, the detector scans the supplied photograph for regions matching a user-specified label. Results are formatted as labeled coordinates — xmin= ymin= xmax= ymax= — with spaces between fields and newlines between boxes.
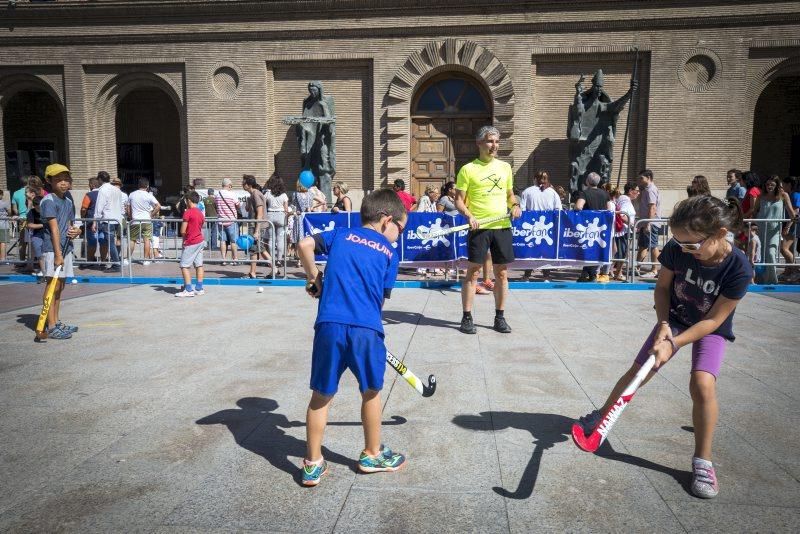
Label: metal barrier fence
xmin=3 ymin=212 xmax=798 ymax=284
xmin=1 ymin=216 xmax=278 ymax=280
xmin=628 ymin=216 xmax=799 ymax=283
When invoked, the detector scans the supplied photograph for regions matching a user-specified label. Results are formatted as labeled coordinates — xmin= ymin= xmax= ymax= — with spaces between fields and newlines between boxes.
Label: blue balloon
xmin=299 ymin=170 xmax=315 ymax=189
xmin=236 ymin=234 xmax=254 ymax=251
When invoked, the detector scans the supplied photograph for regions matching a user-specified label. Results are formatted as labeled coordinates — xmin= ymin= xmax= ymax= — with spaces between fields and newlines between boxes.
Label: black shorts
xmin=467 ymin=228 xmax=514 ymax=265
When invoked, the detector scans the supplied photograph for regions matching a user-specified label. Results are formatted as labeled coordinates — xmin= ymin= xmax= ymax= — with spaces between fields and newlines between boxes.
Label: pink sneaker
xmin=691 ymin=457 xmax=719 ymax=499
xmin=475 ymin=283 xmax=491 ymax=295
xmin=482 ymin=279 xmax=495 ymax=291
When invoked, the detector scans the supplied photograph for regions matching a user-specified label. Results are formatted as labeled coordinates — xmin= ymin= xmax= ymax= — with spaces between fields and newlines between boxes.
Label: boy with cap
xmin=40 ymin=164 xmax=82 ymax=339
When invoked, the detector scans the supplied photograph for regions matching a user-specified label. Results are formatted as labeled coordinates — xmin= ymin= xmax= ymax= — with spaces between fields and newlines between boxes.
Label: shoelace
xmin=693 ymin=466 xmax=716 ymax=485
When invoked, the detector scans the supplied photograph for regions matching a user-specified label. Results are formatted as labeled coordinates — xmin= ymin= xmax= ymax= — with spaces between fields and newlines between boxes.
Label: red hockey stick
xmin=572 ymin=354 xmax=656 ymax=452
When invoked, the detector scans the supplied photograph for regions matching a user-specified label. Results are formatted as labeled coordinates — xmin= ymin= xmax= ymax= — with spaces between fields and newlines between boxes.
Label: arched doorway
xmin=411 ymin=73 xmax=492 ymax=198
xmin=2 ymin=91 xmax=66 ymax=191
xmin=115 ymin=89 xmax=182 ymax=196
xmin=751 ymin=76 xmax=800 ymax=177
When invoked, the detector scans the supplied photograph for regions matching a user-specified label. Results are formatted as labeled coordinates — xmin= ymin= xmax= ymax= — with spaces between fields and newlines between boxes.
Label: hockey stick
xmin=34 ymin=264 xmax=62 ymax=340
xmin=417 ymin=212 xmax=511 ymax=240
xmin=34 ymin=231 xmax=78 ymax=341
xmin=386 ymin=350 xmax=436 ymax=397
xmin=572 ymin=354 xmax=655 ymax=452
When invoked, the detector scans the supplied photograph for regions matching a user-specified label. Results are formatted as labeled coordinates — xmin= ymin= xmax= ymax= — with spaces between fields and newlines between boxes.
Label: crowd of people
xmin=2 ymin=163 xmax=798 ymax=287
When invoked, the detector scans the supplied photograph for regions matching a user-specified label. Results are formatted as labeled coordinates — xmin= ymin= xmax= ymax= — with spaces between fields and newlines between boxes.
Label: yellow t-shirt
xmin=455 ymin=157 xmax=513 ymax=229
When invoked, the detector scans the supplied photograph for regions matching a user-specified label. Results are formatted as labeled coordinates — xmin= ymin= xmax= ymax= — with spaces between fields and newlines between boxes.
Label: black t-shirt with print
xmin=660 ymin=240 xmax=752 ymax=341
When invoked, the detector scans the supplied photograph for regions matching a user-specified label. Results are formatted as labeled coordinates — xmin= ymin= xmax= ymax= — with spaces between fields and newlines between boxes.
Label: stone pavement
xmin=0 ymin=284 xmax=798 ymax=533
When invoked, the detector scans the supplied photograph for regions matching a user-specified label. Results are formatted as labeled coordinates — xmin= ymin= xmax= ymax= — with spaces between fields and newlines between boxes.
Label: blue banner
xmin=300 ymin=210 xmax=612 ymax=265
xmin=557 ymin=210 xmax=613 ymax=262
xmin=511 ymin=210 xmax=559 ymax=260
xmin=401 ymin=213 xmax=458 ymax=262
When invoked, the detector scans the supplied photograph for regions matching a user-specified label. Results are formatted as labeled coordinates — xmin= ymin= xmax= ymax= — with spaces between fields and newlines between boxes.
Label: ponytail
xmin=669 ymin=195 xmax=744 ymax=235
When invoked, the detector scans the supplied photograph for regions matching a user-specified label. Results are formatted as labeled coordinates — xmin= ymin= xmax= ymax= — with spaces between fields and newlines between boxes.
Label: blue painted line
xmin=1 ymin=274 xmax=798 ymax=293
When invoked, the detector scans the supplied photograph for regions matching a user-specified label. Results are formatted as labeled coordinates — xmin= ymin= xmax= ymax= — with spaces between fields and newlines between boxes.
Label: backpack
xmin=202 ymin=196 xmax=217 ymax=217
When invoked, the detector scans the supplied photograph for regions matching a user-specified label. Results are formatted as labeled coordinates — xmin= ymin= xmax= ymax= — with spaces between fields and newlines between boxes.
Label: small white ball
xmin=257 ymin=287 xmax=264 ymax=293
xmin=71 ymin=279 xmax=78 ymax=284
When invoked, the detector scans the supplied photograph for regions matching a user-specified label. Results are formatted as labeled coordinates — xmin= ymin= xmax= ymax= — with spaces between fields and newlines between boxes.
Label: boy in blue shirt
xmin=296 ymin=189 xmax=407 ymax=486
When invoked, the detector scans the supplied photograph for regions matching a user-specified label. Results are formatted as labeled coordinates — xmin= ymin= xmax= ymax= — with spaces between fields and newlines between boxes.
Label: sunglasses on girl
xmin=671 ymin=236 xmax=707 ymax=251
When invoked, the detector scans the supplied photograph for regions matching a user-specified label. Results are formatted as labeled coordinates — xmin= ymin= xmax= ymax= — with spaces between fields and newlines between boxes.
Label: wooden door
xmin=411 ymin=119 xmax=451 ymax=200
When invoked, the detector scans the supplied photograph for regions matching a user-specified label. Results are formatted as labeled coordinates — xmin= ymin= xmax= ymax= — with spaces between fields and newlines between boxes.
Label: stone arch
xmin=0 ymin=72 xmax=64 ymax=111
xmin=384 ymin=39 xmax=515 ymax=182
xmin=88 ymin=70 xmax=188 ymax=186
xmin=0 ymin=72 xmax=67 ymax=188
xmin=743 ymin=55 xmax=800 ymax=168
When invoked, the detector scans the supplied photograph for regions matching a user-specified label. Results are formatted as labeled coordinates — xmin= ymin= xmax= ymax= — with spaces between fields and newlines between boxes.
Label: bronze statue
xmin=293 ymin=81 xmax=336 ymax=203
xmin=567 ymin=70 xmax=637 ymax=194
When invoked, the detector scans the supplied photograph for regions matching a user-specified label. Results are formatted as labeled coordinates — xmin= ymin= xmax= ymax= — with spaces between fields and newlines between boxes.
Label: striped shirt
xmin=215 ymin=189 xmax=239 ymax=226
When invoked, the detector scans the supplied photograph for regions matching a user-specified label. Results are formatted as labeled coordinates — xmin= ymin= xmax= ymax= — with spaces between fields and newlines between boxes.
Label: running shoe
xmin=475 ymin=283 xmax=491 ymax=295
xmin=691 ymin=457 xmax=719 ymax=499
xmin=482 ymin=279 xmax=495 ymax=291
xmin=55 ymin=321 xmax=78 ymax=333
xmin=358 ymin=445 xmax=406 ymax=473
xmin=459 ymin=315 xmax=477 ymax=334
xmin=174 ymin=289 xmax=195 ymax=298
xmin=493 ymin=316 xmax=512 ymax=333
xmin=301 ymin=458 xmax=328 ymax=486
xmin=194 ymin=289 xmax=205 ymax=296
xmin=48 ymin=325 xmax=72 ymax=339
xmin=639 ymin=271 xmax=659 ymax=279
xmin=577 ymin=409 xmax=602 ymax=435
xmin=596 ymin=274 xmax=611 ymax=283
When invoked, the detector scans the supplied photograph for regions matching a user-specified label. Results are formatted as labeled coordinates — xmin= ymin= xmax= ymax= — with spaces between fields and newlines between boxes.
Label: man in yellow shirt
xmin=455 ymin=126 xmax=522 ymax=334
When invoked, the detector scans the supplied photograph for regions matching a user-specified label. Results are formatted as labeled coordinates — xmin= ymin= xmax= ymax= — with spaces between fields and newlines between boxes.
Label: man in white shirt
xmin=521 ymin=171 xmax=562 ymax=281
xmin=127 ymin=177 xmax=161 ymax=263
xmin=93 ymin=171 xmax=125 ymax=270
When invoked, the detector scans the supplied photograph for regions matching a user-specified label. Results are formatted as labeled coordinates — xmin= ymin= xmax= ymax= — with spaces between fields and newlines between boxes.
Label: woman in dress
xmin=753 ymin=175 xmax=796 ymax=284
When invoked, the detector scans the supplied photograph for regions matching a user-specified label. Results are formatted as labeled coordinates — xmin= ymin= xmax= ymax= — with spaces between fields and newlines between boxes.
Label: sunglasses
xmin=671 ymin=236 xmax=707 ymax=251
xmin=378 ymin=212 xmax=405 ymax=233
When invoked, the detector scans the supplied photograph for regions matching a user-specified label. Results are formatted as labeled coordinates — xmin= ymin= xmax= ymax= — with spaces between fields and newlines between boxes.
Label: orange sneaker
xmin=475 ymin=283 xmax=491 ymax=295
xmin=482 ymin=279 xmax=495 ymax=291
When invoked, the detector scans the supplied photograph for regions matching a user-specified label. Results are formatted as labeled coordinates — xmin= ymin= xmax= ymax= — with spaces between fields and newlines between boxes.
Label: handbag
xmin=614 ymin=212 xmax=626 ymax=233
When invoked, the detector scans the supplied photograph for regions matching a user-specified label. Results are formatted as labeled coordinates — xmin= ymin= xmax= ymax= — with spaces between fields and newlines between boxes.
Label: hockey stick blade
xmin=572 ymin=354 xmax=656 ymax=452
xmin=386 ymin=351 xmax=437 ymax=397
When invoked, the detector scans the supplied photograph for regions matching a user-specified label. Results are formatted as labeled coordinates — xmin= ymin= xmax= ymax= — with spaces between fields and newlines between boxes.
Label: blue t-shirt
xmin=725 ymin=183 xmax=746 ymax=201
xmin=313 ymin=227 xmax=399 ymax=334
xmin=660 ymin=240 xmax=751 ymax=341
xmin=85 ymin=189 xmax=99 ymax=218
xmin=11 ymin=187 xmax=28 ymax=218
xmin=40 ymin=193 xmax=76 ymax=254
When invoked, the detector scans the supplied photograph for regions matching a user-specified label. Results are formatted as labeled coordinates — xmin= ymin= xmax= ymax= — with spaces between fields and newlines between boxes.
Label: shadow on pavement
xmin=453 ymin=411 xmax=691 ymax=500
xmin=197 ymin=397 xmax=357 ymax=486
xmin=151 ymin=286 xmax=182 ymax=295
xmin=382 ymin=310 xmax=462 ymax=330
xmin=16 ymin=313 xmax=38 ymax=331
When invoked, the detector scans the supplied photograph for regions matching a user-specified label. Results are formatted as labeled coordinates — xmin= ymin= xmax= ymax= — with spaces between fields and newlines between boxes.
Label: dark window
xmin=413 ymin=76 xmax=489 ymax=115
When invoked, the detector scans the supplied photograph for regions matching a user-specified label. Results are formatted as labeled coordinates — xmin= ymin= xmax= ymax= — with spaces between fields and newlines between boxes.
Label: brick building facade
xmin=2 ymin=0 xmax=799 ymax=210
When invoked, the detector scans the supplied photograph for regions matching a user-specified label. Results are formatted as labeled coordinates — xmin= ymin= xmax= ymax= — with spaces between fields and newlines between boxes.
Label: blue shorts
xmin=310 ymin=322 xmax=386 ymax=396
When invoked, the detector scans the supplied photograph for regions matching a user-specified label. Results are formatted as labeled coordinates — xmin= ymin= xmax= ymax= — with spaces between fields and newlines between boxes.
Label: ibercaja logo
xmin=562 ymin=217 xmax=608 ymax=249
xmin=513 ymin=215 xmax=555 ymax=248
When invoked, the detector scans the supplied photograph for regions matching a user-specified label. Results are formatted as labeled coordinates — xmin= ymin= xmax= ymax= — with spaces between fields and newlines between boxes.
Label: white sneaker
xmin=194 ymin=289 xmax=205 ymax=296
xmin=174 ymin=290 xmax=195 ymax=298
xmin=142 ymin=261 xmax=151 ymax=266
xmin=122 ymin=259 xmax=130 ymax=266
xmin=639 ymin=271 xmax=659 ymax=279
